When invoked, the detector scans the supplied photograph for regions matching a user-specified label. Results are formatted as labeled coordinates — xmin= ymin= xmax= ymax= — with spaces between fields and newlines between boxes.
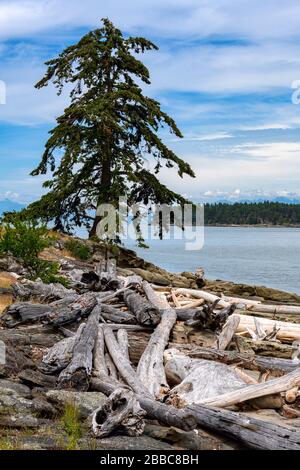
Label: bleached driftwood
xmin=188 ymin=404 xmax=300 ymax=450
xmin=41 ymin=322 xmax=86 ymax=374
xmin=201 ymin=367 xmax=300 ymax=408
xmin=117 ymin=329 xmax=130 ymax=361
xmin=103 ymin=326 xmax=149 ymax=396
xmin=92 ymin=387 xmax=146 ymax=438
xmin=164 ymin=348 xmax=247 ymax=406
xmin=91 ymin=377 xmax=197 ymax=432
xmin=93 ymin=326 xmax=108 ymax=377
xmin=235 ymin=314 xmax=300 ymax=342
xmin=137 ymin=282 xmax=177 ymax=399
xmin=213 ymin=315 xmax=240 ymax=350
xmin=58 ymin=307 xmax=100 ymax=390
xmin=12 ymin=279 xmax=76 ymax=301
xmin=175 ymin=288 xmax=229 ymax=308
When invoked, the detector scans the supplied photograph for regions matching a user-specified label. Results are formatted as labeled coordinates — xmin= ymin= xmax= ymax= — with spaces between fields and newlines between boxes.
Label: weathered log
xmin=164 ymin=349 xmax=247 ymax=406
xmin=2 ymin=296 xmax=77 ymax=327
xmin=103 ymin=327 xmax=149 ymax=396
xmin=99 ymin=304 xmax=136 ymax=324
xmin=124 ymin=275 xmax=143 ymax=289
xmin=169 ymin=343 xmax=299 ymax=375
xmin=202 ymin=367 xmax=300 ymax=408
xmin=90 ymin=377 xmax=197 ymax=432
xmin=44 ymin=292 xmax=97 ymax=326
xmin=213 ymin=315 xmax=240 ymax=350
xmin=247 ymin=303 xmax=300 ymax=315
xmin=175 ymin=288 xmax=229 ymax=308
xmin=105 ymin=353 xmax=118 ymax=380
xmin=40 ymin=323 xmax=86 ymax=374
xmin=175 ymin=308 xmax=200 ymax=321
xmin=137 ymin=282 xmax=176 ymax=399
xmin=92 ymin=387 xmax=146 ymax=438
xmin=235 ymin=314 xmax=300 ymax=342
xmin=93 ymin=326 xmax=108 ymax=378
xmin=12 ymin=279 xmax=76 ymax=301
xmin=188 ymin=404 xmax=300 ymax=450
xmin=123 ymin=290 xmax=161 ymax=326
xmin=117 ymin=329 xmax=130 ymax=361
xmin=57 ymin=307 xmax=100 ymax=390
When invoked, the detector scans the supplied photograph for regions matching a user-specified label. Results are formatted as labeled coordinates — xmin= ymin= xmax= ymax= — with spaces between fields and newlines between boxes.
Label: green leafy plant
xmin=0 ymin=219 xmax=68 ymax=286
xmin=60 ymin=402 xmax=82 ymax=450
xmin=64 ymin=239 xmax=91 ymax=261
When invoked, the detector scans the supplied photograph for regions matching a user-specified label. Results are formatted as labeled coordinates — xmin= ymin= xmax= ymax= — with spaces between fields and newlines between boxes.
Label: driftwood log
xmin=169 ymin=344 xmax=300 ymax=375
xmin=92 ymin=387 xmax=146 ymax=438
xmin=213 ymin=315 xmax=240 ymax=350
xmin=44 ymin=293 xmax=97 ymax=326
xmin=201 ymin=366 xmax=300 ymax=408
xmin=40 ymin=323 xmax=86 ymax=374
xmin=99 ymin=304 xmax=136 ymax=324
xmin=12 ymin=279 xmax=76 ymax=301
xmin=137 ymin=282 xmax=177 ymax=399
xmin=57 ymin=307 xmax=100 ymax=390
xmin=235 ymin=314 xmax=300 ymax=342
xmin=123 ymin=289 xmax=161 ymax=326
xmin=90 ymin=377 xmax=197 ymax=432
xmin=188 ymin=404 xmax=300 ymax=450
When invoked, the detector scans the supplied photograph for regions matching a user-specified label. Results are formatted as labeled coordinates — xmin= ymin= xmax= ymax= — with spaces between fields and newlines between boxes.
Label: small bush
xmin=60 ymin=402 xmax=82 ymax=450
xmin=0 ymin=220 xmax=69 ymax=286
xmin=65 ymin=239 xmax=91 ymax=261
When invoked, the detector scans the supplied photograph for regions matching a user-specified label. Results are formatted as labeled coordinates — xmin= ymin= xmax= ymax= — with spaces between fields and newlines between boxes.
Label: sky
xmin=0 ymin=0 xmax=300 ymax=204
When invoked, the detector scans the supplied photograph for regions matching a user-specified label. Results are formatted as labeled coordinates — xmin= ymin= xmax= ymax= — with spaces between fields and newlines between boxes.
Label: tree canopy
xmin=19 ymin=18 xmax=195 ymax=240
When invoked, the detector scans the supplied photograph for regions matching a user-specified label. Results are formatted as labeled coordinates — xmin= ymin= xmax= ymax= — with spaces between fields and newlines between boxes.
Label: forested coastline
xmin=203 ymin=202 xmax=300 ymax=226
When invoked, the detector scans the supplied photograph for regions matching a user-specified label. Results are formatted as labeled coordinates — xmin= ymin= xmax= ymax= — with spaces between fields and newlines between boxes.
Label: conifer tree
xmin=22 ymin=18 xmax=195 ymax=238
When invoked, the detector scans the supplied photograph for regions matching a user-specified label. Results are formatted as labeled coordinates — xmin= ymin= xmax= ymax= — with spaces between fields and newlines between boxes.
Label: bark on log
xmin=92 ymin=387 xmax=146 ymax=438
xmin=201 ymin=367 xmax=300 ymax=408
xmin=99 ymin=304 xmax=136 ymax=324
xmin=123 ymin=290 xmax=161 ymax=326
xmin=188 ymin=404 xmax=300 ymax=450
xmin=57 ymin=307 xmax=100 ymax=390
xmin=90 ymin=377 xmax=197 ymax=432
xmin=44 ymin=293 xmax=97 ymax=326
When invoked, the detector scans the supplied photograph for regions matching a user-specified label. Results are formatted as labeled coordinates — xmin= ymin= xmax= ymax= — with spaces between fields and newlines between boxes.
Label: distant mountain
xmin=0 ymin=199 xmax=25 ymax=215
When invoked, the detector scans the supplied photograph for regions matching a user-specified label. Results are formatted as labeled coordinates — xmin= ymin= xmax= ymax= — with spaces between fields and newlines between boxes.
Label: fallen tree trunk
xmin=99 ymin=304 xmax=136 ymax=324
xmin=137 ymin=283 xmax=177 ymax=399
xmin=201 ymin=367 xmax=300 ymax=408
xmin=12 ymin=279 xmax=76 ymax=301
xmin=41 ymin=323 xmax=86 ymax=374
xmin=123 ymin=290 xmax=161 ymax=326
xmin=44 ymin=293 xmax=97 ymax=326
xmin=169 ymin=343 xmax=299 ymax=375
xmin=213 ymin=315 xmax=240 ymax=350
xmin=188 ymin=404 xmax=300 ymax=450
xmin=57 ymin=307 xmax=100 ymax=390
xmin=235 ymin=314 xmax=300 ymax=342
xmin=90 ymin=377 xmax=197 ymax=432
xmin=92 ymin=387 xmax=146 ymax=438
xmin=247 ymin=304 xmax=300 ymax=315
xmin=103 ymin=327 xmax=149 ymax=396
xmin=93 ymin=326 xmax=108 ymax=378
xmin=175 ymin=288 xmax=229 ymax=308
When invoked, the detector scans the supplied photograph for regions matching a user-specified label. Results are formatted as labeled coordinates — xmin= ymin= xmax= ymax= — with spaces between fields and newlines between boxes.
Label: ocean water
xmin=125 ymin=227 xmax=300 ymax=294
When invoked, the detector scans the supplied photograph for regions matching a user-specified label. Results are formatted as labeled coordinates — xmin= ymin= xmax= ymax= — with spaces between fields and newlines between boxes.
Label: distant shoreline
xmin=205 ymin=224 xmax=300 ymax=228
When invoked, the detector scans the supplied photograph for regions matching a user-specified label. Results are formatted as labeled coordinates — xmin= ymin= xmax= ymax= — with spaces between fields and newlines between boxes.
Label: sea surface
xmin=125 ymin=227 xmax=300 ymax=294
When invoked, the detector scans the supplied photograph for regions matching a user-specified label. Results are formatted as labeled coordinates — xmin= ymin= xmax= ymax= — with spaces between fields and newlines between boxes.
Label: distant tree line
xmin=203 ymin=202 xmax=300 ymax=226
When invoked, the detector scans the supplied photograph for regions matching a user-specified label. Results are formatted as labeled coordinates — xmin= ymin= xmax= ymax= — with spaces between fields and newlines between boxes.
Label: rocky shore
xmin=0 ymin=235 xmax=299 ymax=451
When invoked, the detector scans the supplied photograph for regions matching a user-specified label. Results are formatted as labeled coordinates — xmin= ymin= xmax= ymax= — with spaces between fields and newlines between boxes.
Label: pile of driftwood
xmin=1 ymin=263 xmax=300 ymax=450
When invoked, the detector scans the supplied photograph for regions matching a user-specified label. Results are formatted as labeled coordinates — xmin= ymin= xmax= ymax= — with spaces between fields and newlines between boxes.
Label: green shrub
xmin=0 ymin=220 xmax=69 ymax=286
xmin=60 ymin=402 xmax=82 ymax=450
xmin=65 ymin=239 xmax=91 ymax=261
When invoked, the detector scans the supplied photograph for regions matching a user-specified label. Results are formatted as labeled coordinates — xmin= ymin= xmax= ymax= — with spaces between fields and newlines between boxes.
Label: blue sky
xmin=1 ymin=0 xmax=300 ymax=204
